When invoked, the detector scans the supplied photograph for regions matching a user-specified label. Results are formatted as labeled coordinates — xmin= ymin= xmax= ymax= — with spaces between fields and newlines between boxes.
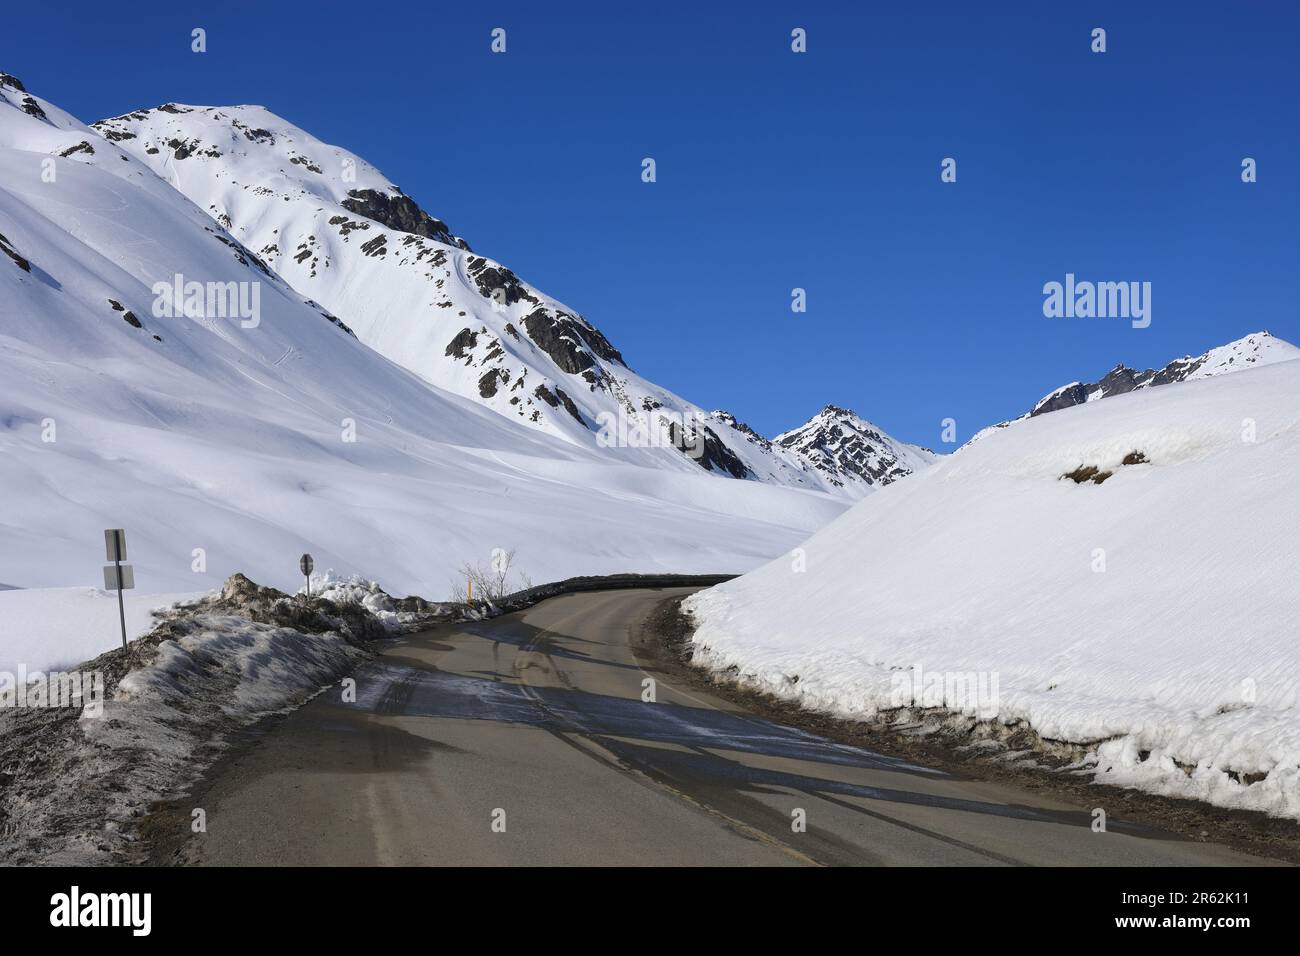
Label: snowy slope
xmin=969 ymin=331 xmax=1299 ymax=445
xmin=686 ymin=359 xmax=1300 ymax=818
xmin=0 ymin=587 xmax=204 ymax=676
xmin=92 ymin=103 xmax=925 ymax=498
xmin=0 ymin=70 xmax=845 ymax=623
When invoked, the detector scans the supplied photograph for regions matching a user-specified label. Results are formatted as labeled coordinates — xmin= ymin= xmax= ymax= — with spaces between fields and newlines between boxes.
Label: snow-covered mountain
xmin=969 ymin=331 xmax=1300 ymax=445
xmin=91 ymin=102 xmax=925 ymax=498
xmin=687 ymin=354 xmax=1300 ymax=819
xmin=774 ymin=405 xmax=937 ymax=491
xmin=0 ymin=71 xmax=846 ymax=602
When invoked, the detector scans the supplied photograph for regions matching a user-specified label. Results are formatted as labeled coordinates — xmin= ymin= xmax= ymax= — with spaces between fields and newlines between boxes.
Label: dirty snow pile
xmin=113 ymin=615 xmax=364 ymax=719
xmin=0 ymin=575 xmax=383 ymax=864
xmin=686 ymin=357 xmax=1300 ymax=818
xmin=0 ymin=573 xmax=435 ymax=676
xmin=306 ymin=570 xmax=397 ymax=624
xmin=302 ymin=569 xmax=453 ymax=632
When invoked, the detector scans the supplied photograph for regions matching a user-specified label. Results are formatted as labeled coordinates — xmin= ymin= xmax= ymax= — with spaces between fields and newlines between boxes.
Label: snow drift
xmin=686 ymin=357 xmax=1300 ymax=818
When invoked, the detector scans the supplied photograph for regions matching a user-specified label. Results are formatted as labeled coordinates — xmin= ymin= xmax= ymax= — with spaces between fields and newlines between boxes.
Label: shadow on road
xmin=347 ymin=652 xmax=1157 ymax=839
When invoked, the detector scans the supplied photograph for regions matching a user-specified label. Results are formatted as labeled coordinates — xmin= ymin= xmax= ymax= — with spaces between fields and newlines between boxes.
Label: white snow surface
xmin=1169 ymin=331 xmax=1299 ymax=381
xmin=0 ymin=75 xmax=844 ymax=610
xmin=0 ymin=587 xmax=204 ymax=675
xmin=686 ymin=359 xmax=1300 ymax=818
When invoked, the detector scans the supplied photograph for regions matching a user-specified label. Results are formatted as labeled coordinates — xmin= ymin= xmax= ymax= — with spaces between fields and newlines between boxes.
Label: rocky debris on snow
xmin=230 ymin=117 xmax=274 ymax=144
xmin=288 ymin=153 xmax=322 ymax=174
xmin=467 ymin=256 xmax=539 ymax=309
xmin=1 ymin=73 xmax=49 ymax=123
xmin=340 ymin=187 xmax=468 ymax=250
xmin=107 ymin=298 xmax=143 ymax=329
xmin=328 ymin=214 xmax=370 ymax=238
xmin=445 ymin=326 xmax=479 ymax=361
xmin=479 ymin=367 xmax=507 ymax=398
xmin=533 ymin=382 xmax=584 ymax=424
xmin=0 ymin=232 xmax=30 ymax=272
xmin=165 ymin=137 xmax=221 ymax=161
xmin=359 ymin=233 xmax=387 ymax=258
xmin=1061 ymin=464 xmax=1112 ymax=485
xmin=521 ymin=307 xmax=623 ymax=375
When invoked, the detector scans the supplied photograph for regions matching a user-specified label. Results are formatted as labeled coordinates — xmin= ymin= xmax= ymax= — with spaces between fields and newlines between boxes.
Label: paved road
xmin=180 ymin=588 xmax=1268 ymax=866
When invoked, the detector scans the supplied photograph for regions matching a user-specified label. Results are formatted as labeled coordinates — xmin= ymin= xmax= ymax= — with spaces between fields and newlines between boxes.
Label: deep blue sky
xmin=5 ymin=1 xmax=1297 ymax=446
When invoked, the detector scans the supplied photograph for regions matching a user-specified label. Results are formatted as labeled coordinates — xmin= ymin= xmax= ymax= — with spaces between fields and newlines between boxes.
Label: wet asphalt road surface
xmin=177 ymin=588 xmax=1270 ymax=866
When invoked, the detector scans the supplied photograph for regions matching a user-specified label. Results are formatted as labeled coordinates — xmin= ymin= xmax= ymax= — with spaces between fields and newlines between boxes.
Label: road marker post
xmin=300 ymin=553 xmax=314 ymax=602
xmin=103 ymin=529 xmax=134 ymax=651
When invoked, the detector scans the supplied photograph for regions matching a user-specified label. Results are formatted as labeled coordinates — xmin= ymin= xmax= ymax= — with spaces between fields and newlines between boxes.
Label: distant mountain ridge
xmin=968 ymin=331 xmax=1299 ymax=445
xmin=0 ymin=69 xmax=848 ymax=593
xmin=94 ymin=101 xmax=930 ymax=498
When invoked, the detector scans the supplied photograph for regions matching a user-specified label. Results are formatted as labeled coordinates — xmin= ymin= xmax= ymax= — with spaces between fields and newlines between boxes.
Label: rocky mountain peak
xmin=1027 ymin=330 xmax=1296 ymax=419
xmin=817 ymin=403 xmax=857 ymax=418
xmin=775 ymin=406 xmax=935 ymax=491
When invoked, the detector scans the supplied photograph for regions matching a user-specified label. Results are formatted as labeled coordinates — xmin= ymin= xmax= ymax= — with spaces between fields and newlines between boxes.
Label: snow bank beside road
xmin=685 ymin=359 xmax=1300 ymax=819
xmin=113 ymin=615 xmax=364 ymax=718
xmin=0 ymin=574 xmax=418 ymax=865
xmin=303 ymin=570 xmax=420 ymax=631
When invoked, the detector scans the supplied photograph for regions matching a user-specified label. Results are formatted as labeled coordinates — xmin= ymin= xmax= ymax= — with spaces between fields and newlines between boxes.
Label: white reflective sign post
xmin=103 ymin=529 xmax=134 ymax=650
xmin=300 ymin=553 xmax=314 ymax=601
xmin=102 ymin=563 xmax=135 ymax=591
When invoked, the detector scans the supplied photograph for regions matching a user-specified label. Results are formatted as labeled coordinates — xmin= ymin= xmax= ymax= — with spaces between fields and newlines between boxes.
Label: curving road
xmin=177 ymin=588 xmax=1267 ymax=866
